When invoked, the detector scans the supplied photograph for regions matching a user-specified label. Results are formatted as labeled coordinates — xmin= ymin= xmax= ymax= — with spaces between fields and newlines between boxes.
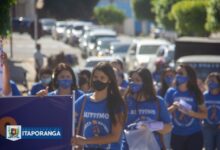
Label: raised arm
xmin=2 ymin=52 xmax=11 ymax=96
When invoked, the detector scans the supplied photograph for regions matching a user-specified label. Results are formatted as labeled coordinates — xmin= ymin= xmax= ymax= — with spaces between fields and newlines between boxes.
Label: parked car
xmin=125 ymin=39 xmax=170 ymax=71
xmin=84 ymin=29 xmax=117 ymax=57
xmin=39 ymin=18 xmax=56 ymax=35
xmin=63 ymin=21 xmax=93 ymax=46
xmin=51 ymin=21 xmax=68 ymax=40
xmin=84 ymin=56 xmax=121 ymax=72
xmin=96 ymin=37 xmax=119 ymax=56
xmin=12 ymin=17 xmax=32 ymax=34
xmin=110 ymin=42 xmax=130 ymax=62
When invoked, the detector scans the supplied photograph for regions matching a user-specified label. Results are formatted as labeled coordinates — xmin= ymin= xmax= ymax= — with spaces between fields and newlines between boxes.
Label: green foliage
xmin=38 ymin=0 xmax=99 ymax=20
xmin=205 ymin=0 xmax=220 ymax=32
xmin=131 ymin=0 xmax=155 ymax=21
xmin=170 ymin=0 xmax=209 ymax=36
xmin=151 ymin=0 xmax=178 ymax=30
xmin=94 ymin=5 xmax=125 ymax=25
xmin=0 ymin=0 xmax=16 ymax=37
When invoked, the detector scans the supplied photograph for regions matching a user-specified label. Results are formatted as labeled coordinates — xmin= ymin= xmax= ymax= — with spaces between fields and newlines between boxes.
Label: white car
xmin=84 ymin=56 xmax=121 ymax=72
xmin=125 ymin=39 xmax=170 ymax=71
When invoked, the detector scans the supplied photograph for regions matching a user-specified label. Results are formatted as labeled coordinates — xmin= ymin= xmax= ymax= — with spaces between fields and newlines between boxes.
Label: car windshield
xmin=113 ymin=45 xmax=129 ymax=53
xmin=187 ymin=63 xmax=220 ymax=80
xmin=85 ymin=61 xmax=103 ymax=67
xmin=90 ymin=35 xmax=116 ymax=43
xmin=139 ymin=45 xmax=160 ymax=54
xmin=74 ymin=26 xmax=83 ymax=30
xmin=41 ymin=20 xmax=55 ymax=26
xmin=99 ymin=43 xmax=110 ymax=50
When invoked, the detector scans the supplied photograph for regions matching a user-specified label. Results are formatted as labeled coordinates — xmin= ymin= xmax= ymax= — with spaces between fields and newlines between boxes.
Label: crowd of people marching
xmin=1 ymin=50 xmax=220 ymax=150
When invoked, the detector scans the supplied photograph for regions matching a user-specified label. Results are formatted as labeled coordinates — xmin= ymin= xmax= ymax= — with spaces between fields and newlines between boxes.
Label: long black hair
xmin=125 ymin=68 xmax=157 ymax=101
xmin=53 ymin=63 xmax=77 ymax=90
xmin=180 ymin=64 xmax=204 ymax=105
xmin=160 ymin=67 xmax=175 ymax=97
xmin=91 ymin=62 xmax=127 ymax=125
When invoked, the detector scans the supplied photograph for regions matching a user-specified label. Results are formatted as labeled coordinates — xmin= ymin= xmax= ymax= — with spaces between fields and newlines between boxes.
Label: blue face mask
xmin=176 ymin=74 xmax=188 ymax=85
xmin=129 ymin=82 xmax=143 ymax=93
xmin=41 ymin=77 xmax=52 ymax=85
xmin=57 ymin=79 xmax=73 ymax=89
xmin=208 ymin=81 xmax=220 ymax=90
xmin=164 ymin=76 xmax=174 ymax=85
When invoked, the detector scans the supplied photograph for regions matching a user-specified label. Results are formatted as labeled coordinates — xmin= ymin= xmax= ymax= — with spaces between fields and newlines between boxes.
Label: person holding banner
xmin=203 ymin=72 xmax=220 ymax=150
xmin=122 ymin=68 xmax=172 ymax=150
xmin=72 ymin=62 xmax=127 ymax=149
xmin=36 ymin=63 xmax=83 ymax=99
xmin=29 ymin=67 xmax=53 ymax=95
xmin=165 ymin=64 xmax=207 ymax=150
xmin=1 ymin=51 xmax=11 ymax=96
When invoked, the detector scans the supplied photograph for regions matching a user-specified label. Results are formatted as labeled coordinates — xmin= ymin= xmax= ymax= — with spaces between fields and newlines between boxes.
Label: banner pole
xmin=72 ymin=90 xmax=75 ymax=150
xmin=0 ymin=39 xmax=3 ymax=96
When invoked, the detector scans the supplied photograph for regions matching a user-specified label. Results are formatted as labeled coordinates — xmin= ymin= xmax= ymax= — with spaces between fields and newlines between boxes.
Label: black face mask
xmin=92 ymin=80 xmax=108 ymax=91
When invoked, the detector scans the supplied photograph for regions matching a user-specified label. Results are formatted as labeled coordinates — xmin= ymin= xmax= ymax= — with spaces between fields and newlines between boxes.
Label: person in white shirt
xmin=34 ymin=43 xmax=46 ymax=82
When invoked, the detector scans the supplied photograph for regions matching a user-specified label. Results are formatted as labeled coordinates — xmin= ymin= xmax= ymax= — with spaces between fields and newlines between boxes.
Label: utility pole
xmin=34 ymin=0 xmax=44 ymax=45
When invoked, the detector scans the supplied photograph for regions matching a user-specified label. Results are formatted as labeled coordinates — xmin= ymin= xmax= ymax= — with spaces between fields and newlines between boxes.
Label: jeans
xmin=203 ymin=125 xmax=220 ymax=150
xmin=171 ymin=131 xmax=203 ymax=150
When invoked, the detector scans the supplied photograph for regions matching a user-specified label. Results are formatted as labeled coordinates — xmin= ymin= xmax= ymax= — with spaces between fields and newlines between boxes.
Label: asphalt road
xmin=3 ymin=33 xmax=84 ymax=92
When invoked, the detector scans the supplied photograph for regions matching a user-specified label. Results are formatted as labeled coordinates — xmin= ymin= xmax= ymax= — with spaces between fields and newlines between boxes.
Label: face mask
xmin=41 ymin=77 xmax=52 ymax=85
xmin=208 ymin=81 xmax=220 ymax=90
xmin=92 ymin=80 xmax=108 ymax=91
xmin=58 ymin=79 xmax=73 ymax=89
xmin=129 ymin=82 xmax=143 ymax=93
xmin=164 ymin=76 xmax=174 ymax=85
xmin=176 ymin=74 xmax=188 ymax=86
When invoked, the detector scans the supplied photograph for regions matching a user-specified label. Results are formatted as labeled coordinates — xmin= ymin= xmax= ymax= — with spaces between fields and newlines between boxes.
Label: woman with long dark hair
xmin=203 ymin=72 xmax=220 ymax=150
xmin=157 ymin=67 xmax=175 ymax=150
xmin=72 ymin=62 xmax=127 ymax=149
xmin=122 ymin=67 xmax=172 ymax=150
xmin=165 ymin=64 xmax=207 ymax=150
xmin=36 ymin=63 xmax=83 ymax=99
xmin=158 ymin=67 xmax=176 ymax=98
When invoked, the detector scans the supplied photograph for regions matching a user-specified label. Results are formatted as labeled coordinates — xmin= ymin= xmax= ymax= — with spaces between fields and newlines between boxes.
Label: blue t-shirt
xmin=124 ymin=95 xmax=171 ymax=148
xmin=30 ymin=82 xmax=46 ymax=95
xmin=153 ymin=71 xmax=161 ymax=83
xmin=48 ymin=89 xmax=84 ymax=100
xmin=75 ymin=94 xmax=122 ymax=149
xmin=10 ymin=80 xmax=21 ymax=96
xmin=203 ymin=91 xmax=220 ymax=126
xmin=165 ymin=89 xmax=203 ymax=135
xmin=164 ymin=87 xmax=177 ymax=107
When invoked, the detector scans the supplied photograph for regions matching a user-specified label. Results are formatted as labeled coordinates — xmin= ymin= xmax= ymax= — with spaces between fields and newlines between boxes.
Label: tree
xmin=0 ymin=0 xmax=16 ymax=37
xmin=151 ymin=0 xmax=179 ymax=30
xmin=131 ymin=0 xmax=155 ymax=21
xmin=38 ymin=0 xmax=99 ymax=20
xmin=205 ymin=0 xmax=220 ymax=32
xmin=170 ymin=0 xmax=209 ymax=36
xmin=94 ymin=5 xmax=125 ymax=25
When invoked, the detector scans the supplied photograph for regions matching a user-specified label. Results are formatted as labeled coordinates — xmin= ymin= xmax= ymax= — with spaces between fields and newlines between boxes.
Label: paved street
xmin=2 ymin=33 xmax=133 ymax=93
xmin=3 ymin=33 xmax=85 ymax=92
